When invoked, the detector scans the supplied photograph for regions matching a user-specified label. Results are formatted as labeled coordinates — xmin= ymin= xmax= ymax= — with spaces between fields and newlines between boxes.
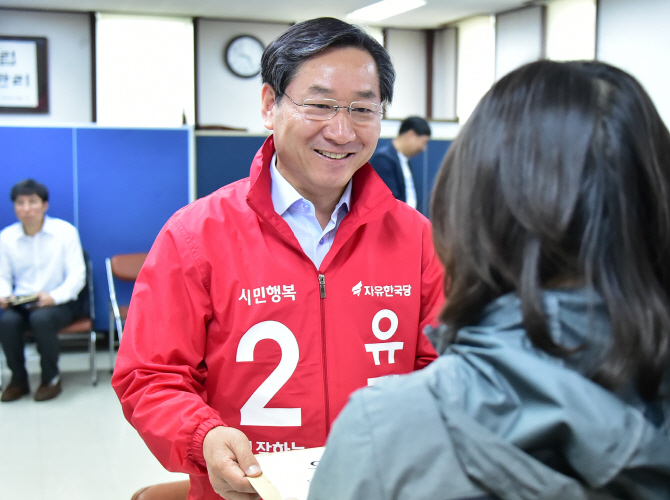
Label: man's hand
xmin=36 ymin=292 xmax=55 ymax=308
xmin=203 ymin=426 xmax=262 ymax=500
xmin=0 ymin=296 xmax=11 ymax=309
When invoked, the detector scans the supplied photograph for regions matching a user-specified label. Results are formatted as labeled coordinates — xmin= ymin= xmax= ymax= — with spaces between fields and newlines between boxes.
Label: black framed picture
xmin=0 ymin=36 xmax=49 ymax=113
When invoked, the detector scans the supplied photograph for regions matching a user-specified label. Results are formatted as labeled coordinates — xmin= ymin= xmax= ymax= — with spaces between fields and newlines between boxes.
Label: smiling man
xmin=112 ymin=18 xmax=444 ymax=500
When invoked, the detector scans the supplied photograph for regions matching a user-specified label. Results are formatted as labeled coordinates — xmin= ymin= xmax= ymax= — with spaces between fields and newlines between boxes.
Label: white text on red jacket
xmin=351 ymin=281 xmax=411 ymax=297
xmin=365 ymin=309 xmax=404 ymax=386
xmin=239 ymin=284 xmax=296 ymax=305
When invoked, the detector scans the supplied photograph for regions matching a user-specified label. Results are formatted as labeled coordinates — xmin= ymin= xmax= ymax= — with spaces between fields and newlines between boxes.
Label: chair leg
xmin=109 ymin=303 xmax=115 ymax=373
xmin=90 ymin=330 xmax=97 ymax=386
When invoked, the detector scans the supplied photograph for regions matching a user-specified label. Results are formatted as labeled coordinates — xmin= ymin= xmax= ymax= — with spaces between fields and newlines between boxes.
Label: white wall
xmin=5 ymin=1 xmax=670 ymax=137
xmin=598 ymin=0 xmax=670 ymax=126
xmin=384 ymin=28 xmax=427 ymax=120
xmin=0 ymin=8 xmax=91 ymax=125
xmin=456 ymin=16 xmax=496 ymax=125
xmin=546 ymin=0 xmax=596 ymax=61
xmin=96 ymin=14 xmax=194 ymax=128
xmin=432 ymin=27 xmax=457 ymax=121
xmin=196 ymin=18 xmax=290 ymax=134
xmin=495 ymin=6 xmax=544 ymax=80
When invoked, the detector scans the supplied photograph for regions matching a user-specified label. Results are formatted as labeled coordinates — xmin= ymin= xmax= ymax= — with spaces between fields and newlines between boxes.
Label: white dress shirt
xmin=0 ymin=215 xmax=86 ymax=305
xmin=270 ymin=153 xmax=351 ymax=269
xmin=397 ymin=151 xmax=417 ymax=209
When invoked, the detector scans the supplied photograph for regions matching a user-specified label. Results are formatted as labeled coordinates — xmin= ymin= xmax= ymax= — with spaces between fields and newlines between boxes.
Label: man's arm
xmin=111 ymin=219 xmax=262 ymax=499
xmin=203 ymin=426 xmax=262 ymax=500
xmin=112 ymin=221 xmax=224 ymax=473
xmin=46 ymin=224 xmax=85 ymax=305
xmin=0 ymin=234 xmax=14 ymax=305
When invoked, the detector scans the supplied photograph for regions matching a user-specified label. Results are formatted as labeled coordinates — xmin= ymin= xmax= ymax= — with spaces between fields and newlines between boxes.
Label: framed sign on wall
xmin=0 ymin=36 xmax=49 ymax=113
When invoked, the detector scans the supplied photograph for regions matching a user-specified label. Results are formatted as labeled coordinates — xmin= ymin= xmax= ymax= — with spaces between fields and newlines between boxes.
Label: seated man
xmin=0 ymin=179 xmax=85 ymax=402
xmin=368 ymin=116 xmax=431 ymax=209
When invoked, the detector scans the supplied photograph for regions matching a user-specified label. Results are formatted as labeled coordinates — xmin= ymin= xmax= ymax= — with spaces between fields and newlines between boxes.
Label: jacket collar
xmin=246 ymin=135 xmax=397 ymax=255
xmin=463 ymin=288 xmax=611 ymax=377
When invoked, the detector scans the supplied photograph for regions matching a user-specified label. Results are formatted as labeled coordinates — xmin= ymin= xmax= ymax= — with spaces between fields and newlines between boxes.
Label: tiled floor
xmin=0 ymin=344 xmax=188 ymax=500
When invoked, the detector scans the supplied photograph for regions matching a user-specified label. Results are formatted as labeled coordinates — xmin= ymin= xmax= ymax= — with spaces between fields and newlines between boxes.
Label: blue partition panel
xmin=195 ymin=134 xmax=451 ymax=217
xmin=0 ymin=127 xmax=75 ymax=231
xmin=1 ymin=125 xmax=191 ymax=331
xmin=76 ymin=128 xmax=190 ymax=329
xmin=196 ymin=135 xmax=266 ymax=198
xmin=369 ymin=138 xmax=451 ymax=217
xmin=420 ymin=139 xmax=452 ymax=217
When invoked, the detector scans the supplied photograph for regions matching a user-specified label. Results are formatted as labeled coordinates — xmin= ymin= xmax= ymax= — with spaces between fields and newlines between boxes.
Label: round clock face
xmin=225 ymin=35 xmax=265 ymax=78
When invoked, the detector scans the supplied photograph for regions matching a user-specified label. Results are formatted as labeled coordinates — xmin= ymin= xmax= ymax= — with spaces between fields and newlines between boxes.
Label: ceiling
xmin=0 ymin=0 xmax=533 ymax=29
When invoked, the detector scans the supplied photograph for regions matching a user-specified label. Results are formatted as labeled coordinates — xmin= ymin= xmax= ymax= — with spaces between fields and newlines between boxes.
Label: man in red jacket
xmin=112 ymin=17 xmax=444 ymax=500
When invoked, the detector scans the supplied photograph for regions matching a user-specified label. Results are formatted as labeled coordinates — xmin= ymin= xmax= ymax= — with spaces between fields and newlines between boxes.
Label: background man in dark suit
xmin=368 ymin=116 xmax=431 ymax=209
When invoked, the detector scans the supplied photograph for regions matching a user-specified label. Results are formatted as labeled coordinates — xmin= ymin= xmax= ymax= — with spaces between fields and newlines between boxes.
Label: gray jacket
xmin=308 ymin=289 xmax=670 ymax=500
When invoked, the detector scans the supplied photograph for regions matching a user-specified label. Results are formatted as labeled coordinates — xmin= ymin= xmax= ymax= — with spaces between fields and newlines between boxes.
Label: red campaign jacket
xmin=112 ymin=136 xmax=444 ymax=499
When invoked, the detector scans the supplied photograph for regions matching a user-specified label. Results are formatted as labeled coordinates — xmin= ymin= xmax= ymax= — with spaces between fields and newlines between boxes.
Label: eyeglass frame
xmin=282 ymin=93 xmax=384 ymax=123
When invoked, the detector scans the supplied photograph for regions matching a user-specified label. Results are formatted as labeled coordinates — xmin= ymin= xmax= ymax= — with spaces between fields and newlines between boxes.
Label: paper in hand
xmin=247 ymin=474 xmax=283 ymax=500
xmin=8 ymin=294 xmax=39 ymax=306
xmin=248 ymin=447 xmax=325 ymax=500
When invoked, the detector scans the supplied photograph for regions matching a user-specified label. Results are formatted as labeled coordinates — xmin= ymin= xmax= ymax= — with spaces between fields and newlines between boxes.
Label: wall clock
xmin=224 ymin=35 xmax=265 ymax=78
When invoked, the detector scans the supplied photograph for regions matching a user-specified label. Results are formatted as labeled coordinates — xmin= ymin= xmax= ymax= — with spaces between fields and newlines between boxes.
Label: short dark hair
xmin=261 ymin=17 xmax=395 ymax=105
xmin=430 ymin=60 xmax=670 ymax=400
xmin=399 ymin=116 xmax=431 ymax=137
xmin=10 ymin=179 xmax=49 ymax=202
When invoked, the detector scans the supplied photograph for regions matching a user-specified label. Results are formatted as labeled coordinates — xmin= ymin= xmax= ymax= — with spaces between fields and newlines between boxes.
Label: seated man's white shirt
xmin=0 ymin=215 xmax=86 ymax=304
xmin=270 ymin=153 xmax=351 ymax=269
xmin=397 ymin=151 xmax=417 ymax=209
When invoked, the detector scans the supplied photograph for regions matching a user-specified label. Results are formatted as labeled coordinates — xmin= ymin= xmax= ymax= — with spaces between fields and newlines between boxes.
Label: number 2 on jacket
xmin=236 ymin=321 xmax=301 ymax=427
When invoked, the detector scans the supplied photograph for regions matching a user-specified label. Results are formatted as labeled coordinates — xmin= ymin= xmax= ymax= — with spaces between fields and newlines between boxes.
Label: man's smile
xmin=316 ymin=149 xmax=353 ymax=160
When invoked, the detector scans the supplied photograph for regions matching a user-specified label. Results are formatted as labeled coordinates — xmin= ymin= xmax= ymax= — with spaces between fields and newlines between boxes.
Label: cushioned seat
xmin=131 ymin=479 xmax=189 ymax=500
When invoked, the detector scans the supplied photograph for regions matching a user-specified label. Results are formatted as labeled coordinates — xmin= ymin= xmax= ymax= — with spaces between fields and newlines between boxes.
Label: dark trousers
xmin=0 ymin=302 xmax=76 ymax=385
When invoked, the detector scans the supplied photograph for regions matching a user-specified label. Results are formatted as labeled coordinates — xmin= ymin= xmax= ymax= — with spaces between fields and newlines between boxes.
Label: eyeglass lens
xmin=304 ymin=100 xmax=381 ymax=122
xmin=286 ymin=94 xmax=382 ymax=123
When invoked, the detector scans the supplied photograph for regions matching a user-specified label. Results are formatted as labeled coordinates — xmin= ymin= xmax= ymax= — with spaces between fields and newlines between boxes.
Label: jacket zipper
xmin=318 ymin=274 xmax=326 ymax=298
xmin=250 ymin=202 xmax=333 ymax=435
xmin=319 ymin=273 xmax=330 ymax=435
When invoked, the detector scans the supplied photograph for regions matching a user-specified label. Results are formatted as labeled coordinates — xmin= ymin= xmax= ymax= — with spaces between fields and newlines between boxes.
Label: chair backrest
xmin=110 ymin=253 xmax=148 ymax=281
xmin=106 ymin=252 xmax=148 ymax=345
xmin=73 ymin=250 xmax=95 ymax=320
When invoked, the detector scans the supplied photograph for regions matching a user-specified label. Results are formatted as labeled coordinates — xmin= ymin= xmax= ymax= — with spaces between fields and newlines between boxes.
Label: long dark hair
xmin=430 ymin=60 xmax=670 ymax=400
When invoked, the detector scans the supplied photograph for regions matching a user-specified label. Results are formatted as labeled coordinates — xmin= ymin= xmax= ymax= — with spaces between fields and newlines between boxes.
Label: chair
xmin=106 ymin=253 xmax=148 ymax=369
xmin=0 ymin=250 xmax=98 ymax=387
xmin=130 ymin=479 xmax=190 ymax=500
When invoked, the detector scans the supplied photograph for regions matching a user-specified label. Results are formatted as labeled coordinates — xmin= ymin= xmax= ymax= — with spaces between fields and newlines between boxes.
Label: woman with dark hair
xmin=307 ymin=60 xmax=670 ymax=500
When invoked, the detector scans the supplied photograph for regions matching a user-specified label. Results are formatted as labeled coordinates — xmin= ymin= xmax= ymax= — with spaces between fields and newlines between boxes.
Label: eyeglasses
xmin=283 ymin=94 xmax=384 ymax=124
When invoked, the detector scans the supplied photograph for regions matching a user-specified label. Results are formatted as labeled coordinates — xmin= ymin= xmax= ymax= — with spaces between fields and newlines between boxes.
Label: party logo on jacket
xmin=352 ymin=280 xmax=411 ymax=297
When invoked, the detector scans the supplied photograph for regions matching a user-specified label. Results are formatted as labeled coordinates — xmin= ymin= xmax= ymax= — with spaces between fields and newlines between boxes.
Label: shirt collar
xmin=270 ymin=152 xmax=352 ymax=217
xmin=40 ymin=215 xmax=57 ymax=235
xmin=18 ymin=215 xmax=54 ymax=238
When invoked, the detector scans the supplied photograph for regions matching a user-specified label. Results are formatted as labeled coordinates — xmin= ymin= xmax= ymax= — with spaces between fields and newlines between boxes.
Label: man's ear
xmin=261 ymin=83 xmax=277 ymax=131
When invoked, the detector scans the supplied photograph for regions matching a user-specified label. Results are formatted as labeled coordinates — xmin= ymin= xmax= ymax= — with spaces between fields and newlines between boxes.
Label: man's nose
xmin=323 ymin=108 xmax=356 ymax=144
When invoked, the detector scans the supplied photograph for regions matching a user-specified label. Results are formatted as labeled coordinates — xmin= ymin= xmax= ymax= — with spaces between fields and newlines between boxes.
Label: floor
xmin=0 ymin=343 xmax=188 ymax=500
